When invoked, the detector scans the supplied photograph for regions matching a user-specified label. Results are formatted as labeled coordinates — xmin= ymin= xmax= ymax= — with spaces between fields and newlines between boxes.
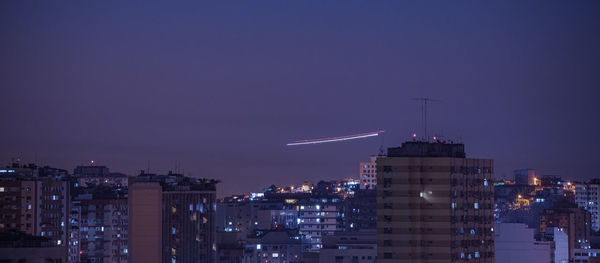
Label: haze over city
xmin=2 ymin=1 xmax=599 ymax=197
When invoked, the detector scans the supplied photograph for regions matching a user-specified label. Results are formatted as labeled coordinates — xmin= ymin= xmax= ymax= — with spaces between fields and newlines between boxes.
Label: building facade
xmin=360 ymin=156 xmax=378 ymax=190
xmin=0 ymin=166 xmax=70 ymax=251
xmin=377 ymin=142 xmax=494 ymax=262
xmin=319 ymin=230 xmax=377 ymax=263
xmin=69 ymin=190 xmax=128 ymax=263
xmin=575 ymin=180 xmax=600 ymax=232
xmin=128 ymin=172 xmax=218 ymax=263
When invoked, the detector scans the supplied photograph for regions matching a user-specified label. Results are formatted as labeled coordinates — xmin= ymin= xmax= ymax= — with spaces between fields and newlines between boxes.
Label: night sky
xmin=1 ymin=1 xmax=599 ymax=196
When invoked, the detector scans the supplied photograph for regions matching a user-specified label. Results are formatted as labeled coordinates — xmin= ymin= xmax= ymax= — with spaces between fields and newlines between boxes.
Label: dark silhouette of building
xmin=0 ymin=230 xmax=67 ymax=262
xmin=343 ymin=189 xmax=376 ymax=231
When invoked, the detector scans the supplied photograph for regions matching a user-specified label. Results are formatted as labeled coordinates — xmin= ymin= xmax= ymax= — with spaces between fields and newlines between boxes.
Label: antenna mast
xmin=412 ymin=97 xmax=440 ymax=141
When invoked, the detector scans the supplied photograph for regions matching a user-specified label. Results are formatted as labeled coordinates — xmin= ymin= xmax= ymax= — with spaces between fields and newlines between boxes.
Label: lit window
xmin=474 ymin=203 xmax=479 ymax=209
xmin=257 ymin=244 xmax=262 ymax=250
xmin=272 ymin=253 xmax=279 ymax=258
xmin=475 ymin=252 xmax=480 ymax=258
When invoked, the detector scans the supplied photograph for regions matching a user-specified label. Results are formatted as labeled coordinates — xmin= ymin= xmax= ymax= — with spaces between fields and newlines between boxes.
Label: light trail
xmin=286 ymin=130 xmax=385 ymax=146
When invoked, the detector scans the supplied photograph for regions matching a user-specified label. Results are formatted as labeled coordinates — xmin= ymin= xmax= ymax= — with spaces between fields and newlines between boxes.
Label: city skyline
xmin=2 ymin=1 xmax=599 ymax=197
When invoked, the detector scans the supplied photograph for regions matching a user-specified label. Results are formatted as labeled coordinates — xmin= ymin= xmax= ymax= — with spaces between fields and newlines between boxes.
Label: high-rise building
xmin=0 ymin=165 xmax=70 ymax=251
xmin=359 ymin=156 xmax=378 ymax=189
xmin=377 ymin=141 xmax=494 ymax=262
xmin=575 ymin=180 xmax=600 ymax=231
xmin=68 ymin=186 xmax=128 ymax=263
xmin=539 ymin=207 xmax=591 ymax=261
xmin=128 ymin=171 xmax=218 ymax=263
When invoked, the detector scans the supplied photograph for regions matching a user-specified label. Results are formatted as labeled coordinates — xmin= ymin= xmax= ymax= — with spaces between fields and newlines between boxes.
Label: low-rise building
xmin=319 ymin=230 xmax=376 ymax=263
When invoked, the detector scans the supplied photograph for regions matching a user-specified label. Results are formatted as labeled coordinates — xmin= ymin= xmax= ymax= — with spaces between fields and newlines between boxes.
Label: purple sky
xmin=1 ymin=1 xmax=599 ymax=196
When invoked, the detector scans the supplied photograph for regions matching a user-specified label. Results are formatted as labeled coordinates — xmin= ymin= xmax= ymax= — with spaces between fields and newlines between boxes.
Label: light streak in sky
xmin=286 ymin=130 xmax=385 ymax=146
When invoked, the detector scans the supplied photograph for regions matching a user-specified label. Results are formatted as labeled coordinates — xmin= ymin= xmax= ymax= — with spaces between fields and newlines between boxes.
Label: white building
xmin=359 ymin=156 xmax=377 ymax=189
xmin=545 ymin=227 xmax=569 ymax=263
xmin=298 ymin=203 xmax=341 ymax=251
xmin=495 ymin=223 xmax=553 ymax=263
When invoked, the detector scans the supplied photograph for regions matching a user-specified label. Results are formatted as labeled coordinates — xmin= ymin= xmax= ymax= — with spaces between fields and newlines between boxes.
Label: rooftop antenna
xmin=378 ymin=130 xmax=386 ymax=156
xmin=412 ymin=97 xmax=440 ymax=142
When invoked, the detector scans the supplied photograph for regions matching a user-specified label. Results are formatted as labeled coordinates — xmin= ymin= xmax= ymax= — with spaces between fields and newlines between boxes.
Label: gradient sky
xmin=1 ymin=1 xmax=599 ymax=196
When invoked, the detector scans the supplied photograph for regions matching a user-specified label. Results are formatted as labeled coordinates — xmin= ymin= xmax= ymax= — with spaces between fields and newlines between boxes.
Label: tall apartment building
xmin=575 ymin=180 xmax=600 ymax=231
xmin=0 ymin=165 xmax=70 ymax=252
xmin=359 ymin=156 xmax=377 ymax=189
xmin=129 ymin=172 xmax=218 ymax=263
xmin=69 ymin=186 xmax=128 ymax=263
xmin=377 ymin=141 xmax=494 ymax=262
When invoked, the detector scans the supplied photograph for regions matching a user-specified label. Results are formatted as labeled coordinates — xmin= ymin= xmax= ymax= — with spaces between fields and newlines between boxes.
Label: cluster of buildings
xmin=2 ymin=140 xmax=600 ymax=263
xmin=0 ymin=162 xmax=218 ymax=263
xmin=494 ymin=169 xmax=600 ymax=262
xmin=215 ymin=141 xmax=496 ymax=263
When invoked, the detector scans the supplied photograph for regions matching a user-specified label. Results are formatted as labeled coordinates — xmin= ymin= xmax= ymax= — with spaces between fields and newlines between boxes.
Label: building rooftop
xmin=132 ymin=171 xmax=219 ymax=191
xmin=387 ymin=141 xmax=466 ymax=158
